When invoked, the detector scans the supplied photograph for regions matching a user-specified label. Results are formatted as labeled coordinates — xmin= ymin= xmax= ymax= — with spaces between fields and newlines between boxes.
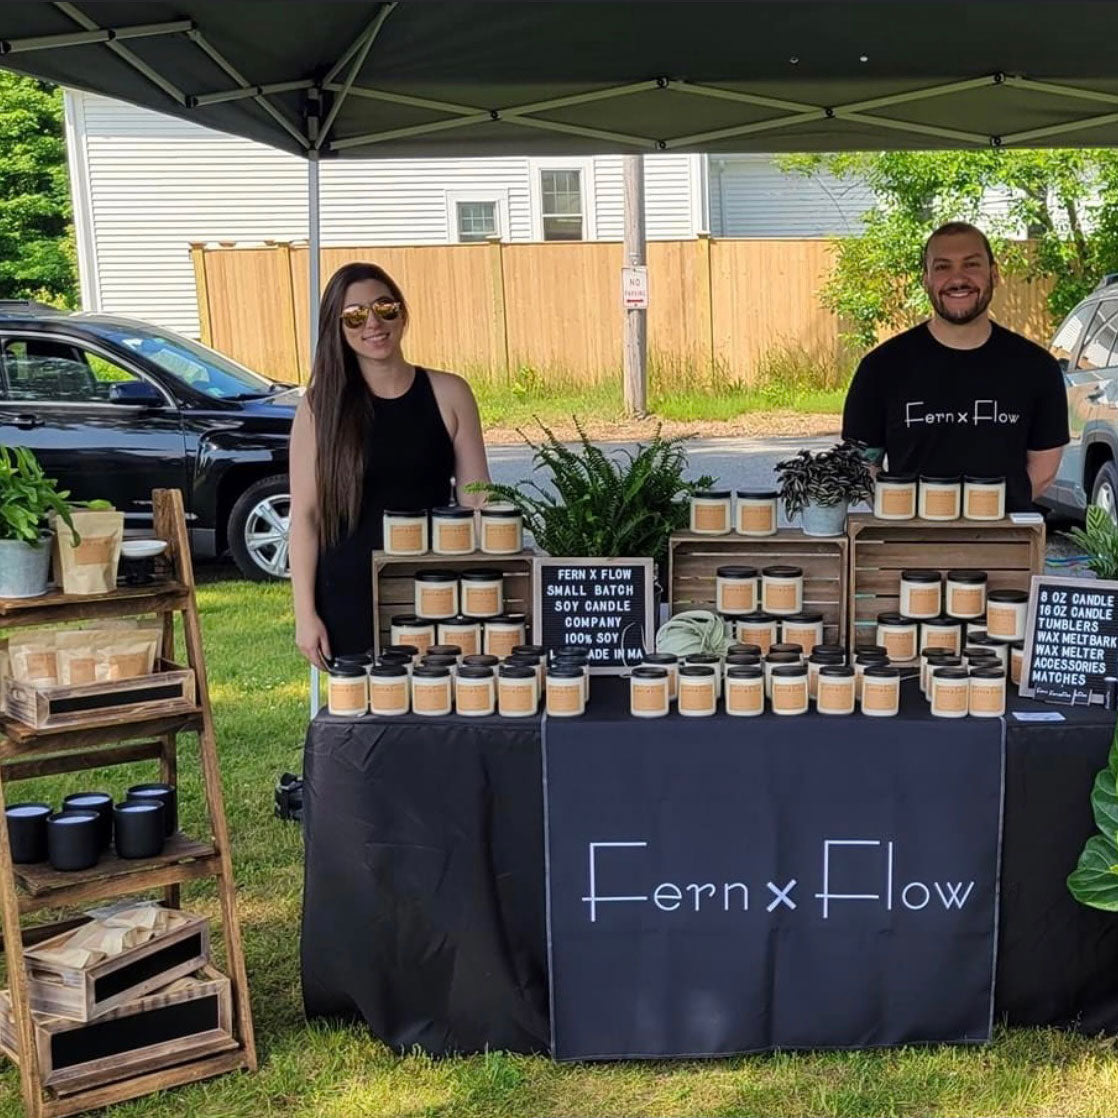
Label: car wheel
xmin=228 ymin=475 xmax=291 ymax=580
xmin=1091 ymin=460 xmax=1118 ymax=525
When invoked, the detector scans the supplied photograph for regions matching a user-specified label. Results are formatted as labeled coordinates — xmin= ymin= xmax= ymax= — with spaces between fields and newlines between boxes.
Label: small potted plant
xmin=0 ymin=447 xmax=77 ymax=598
xmin=775 ymin=441 xmax=873 ymax=537
xmin=1067 ymin=504 xmax=1118 ymax=580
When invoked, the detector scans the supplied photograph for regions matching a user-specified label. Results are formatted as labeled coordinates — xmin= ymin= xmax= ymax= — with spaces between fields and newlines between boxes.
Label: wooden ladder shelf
xmin=0 ymin=489 xmax=256 ymax=1116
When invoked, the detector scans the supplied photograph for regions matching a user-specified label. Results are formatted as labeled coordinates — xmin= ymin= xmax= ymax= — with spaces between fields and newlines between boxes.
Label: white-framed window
xmin=530 ymin=158 xmax=595 ymax=241
xmin=446 ymin=190 xmax=508 ymax=244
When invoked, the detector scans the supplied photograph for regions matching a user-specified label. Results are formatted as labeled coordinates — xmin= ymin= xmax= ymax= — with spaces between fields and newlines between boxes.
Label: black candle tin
xmin=126 ymin=783 xmax=177 ymax=836
xmin=62 ymin=792 xmax=113 ymax=850
xmin=113 ymin=801 xmax=165 ymax=859
xmin=46 ymin=811 xmax=101 ymax=872
xmin=5 ymin=802 xmax=51 ymax=864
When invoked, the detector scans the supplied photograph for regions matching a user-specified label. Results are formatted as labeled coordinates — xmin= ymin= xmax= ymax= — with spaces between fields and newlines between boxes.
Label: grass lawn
xmin=3 ymin=570 xmax=1117 ymax=1116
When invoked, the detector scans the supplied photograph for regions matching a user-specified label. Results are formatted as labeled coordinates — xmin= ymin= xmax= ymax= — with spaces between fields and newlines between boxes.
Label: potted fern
xmin=0 ymin=447 xmax=77 ymax=598
xmin=469 ymin=420 xmax=714 ymax=576
xmin=775 ymin=441 xmax=874 ymax=537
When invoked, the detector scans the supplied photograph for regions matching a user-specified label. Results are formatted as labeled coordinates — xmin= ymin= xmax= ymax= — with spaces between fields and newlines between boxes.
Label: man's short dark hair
xmin=922 ymin=222 xmax=996 ymax=271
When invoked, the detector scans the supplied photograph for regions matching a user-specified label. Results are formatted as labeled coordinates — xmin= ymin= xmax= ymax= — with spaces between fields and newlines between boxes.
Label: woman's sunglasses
xmin=340 ymin=298 xmax=402 ymax=329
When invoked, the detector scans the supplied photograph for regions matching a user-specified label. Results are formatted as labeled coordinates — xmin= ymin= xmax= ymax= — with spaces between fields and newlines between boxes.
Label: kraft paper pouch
xmin=53 ymin=509 xmax=124 ymax=595
xmin=94 ymin=635 xmax=159 ymax=682
xmin=31 ymin=903 xmax=185 ymax=969
xmin=57 ymin=643 xmax=99 ymax=686
xmin=8 ymin=638 xmax=59 ymax=685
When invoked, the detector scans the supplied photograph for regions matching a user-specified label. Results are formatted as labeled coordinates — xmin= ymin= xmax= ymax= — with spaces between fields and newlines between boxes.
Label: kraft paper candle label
xmin=727 ymin=684 xmax=763 ymax=713
xmin=678 ymin=682 xmax=713 ymax=711
xmin=413 ymin=684 xmax=449 ymax=713
xmin=721 ymin=583 xmax=755 ymax=611
xmin=548 ymin=687 xmax=582 ymax=714
xmin=966 ymin=490 xmax=1002 ymax=518
xmin=631 ymin=682 xmax=666 ymax=713
xmin=456 ymin=685 xmax=492 ymax=714
xmin=923 ymin=489 xmax=959 ymax=518
xmin=693 ymin=504 xmax=728 ymax=532
xmin=73 ymin=535 xmax=116 ymax=565
xmin=371 ymin=682 xmax=407 ymax=709
xmin=738 ymin=505 xmax=774 ymax=532
xmin=880 ymin=488 xmax=914 ymax=516
xmin=950 ymin=587 xmax=984 ymax=615
xmin=500 ymin=685 xmax=534 ymax=713
xmin=438 ymin=522 xmax=473 ymax=551
xmin=389 ymin=523 xmax=424 ymax=552
xmin=420 ymin=586 xmax=456 ymax=615
xmin=934 ymin=686 xmax=968 ymax=714
xmin=330 ymin=679 xmax=366 ymax=707
xmin=764 ymin=584 xmax=798 ymax=612
xmin=465 ymin=586 xmax=500 ymax=615
xmin=862 ymin=682 xmax=896 ymax=710
xmin=907 ymin=587 xmax=940 ymax=615
xmin=818 ymin=681 xmax=851 ymax=709
xmin=488 ymin=630 xmax=520 ymax=658
xmin=484 ymin=522 xmax=519 ymax=551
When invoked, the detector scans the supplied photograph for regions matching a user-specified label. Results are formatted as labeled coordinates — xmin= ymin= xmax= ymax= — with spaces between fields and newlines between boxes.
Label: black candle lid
xmin=499 ymin=664 xmax=536 ymax=679
xmin=431 ymin=506 xmax=474 ymax=519
xmin=901 ymin=569 xmax=941 ymax=582
xmin=947 ymin=569 xmax=988 ymax=583
xmin=771 ymin=663 xmax=808 ymax=677
xmin=631 ymin=666 xmax=668 ymax=680
xmin=932 ymin=666 xmax=970 ymax=679
xmin=964 ymin=475 xmax=1006 ymax=485
xmin=736 ymin=612 xmax=776 ymax=625
xmin=863 ymin=664 xmax=900 ymax=678
xmin=685 ymin=653 xmax=720 ymax=664
xmin=726 ymin=652 xmax=762 ymax=665
xmin=783 ymin=611 xmax=825 ymax=623
xmin=456 ymin=665 xmax=495 ymax=679
xmin=971 ymin=665 xmax=1007 ymax=679
xmin=763 ymin=565 xmax=803 ymax=578
xmin=920 ymin=475 xmax=962 ymax=484
xmin=678 ymin=664 xmax=716 ymax=677
xmin=922 ymin=615 xmax=962 ymax=628
xmin=390 ymin=613 xmax=429 ymax=627
xmin=694 ymin=490 xmax=732 ymax=499
xmin=728 ymin=643 xmax=764 ymax=656
xmin=716 ymin=565 xmax=759 ymax=578
xmin=876 ymin=612 xmax=914 ymax=626
xmin=809 ymin=650 xmax=846 ymax=664
xmin=412 ymin=665 xmax=451 ymax=679
xmin=726 ymin=665 xmax=764 ymax=679
xmin=877 ymin=472 xmax=917 ymax=484
xmin=370 ymin=663 xmax=408 ymax=678
xmin=546 ymin=666 xmax=584 ymax=679
xmin=460 ymin=569 xmax=504 ymax=581
xmin=384 ymin=508 xmax=427 ymax=518
xmin=427 ymin=644 xmax=462 ymax=657
xmin=462 ymin=654 xmax=501 ymax=668
xmin=414 ymin=569 xmax=459 ymax=582
xmin=812 ymin=643 xmax=846 ymax=657
xmin=819 ymin=664 xmax=855 ymax=677
xmin=512 ymin=644 xmax=546 ymax=656
xmin=480 ymin=505 xmax=522 ymax=517
xmin=765 ymin=651 xmax=801 ymax=664
xmin=736 ymin=489 xmax=779 ymax=499
xmin=383 ymin=643 xmax=419 ymax=657
xmin=854 ymin=643 xmax=888 ymax=656
xmin=642 ymin=652 xmax=679 ymax=665
xmin=492 ymin=612 xmax=527 ymax=625
xmin=770 ymin=642 xmax=803 ymax=655
xmin=987 ymin=589 xmax=1029 ymax=603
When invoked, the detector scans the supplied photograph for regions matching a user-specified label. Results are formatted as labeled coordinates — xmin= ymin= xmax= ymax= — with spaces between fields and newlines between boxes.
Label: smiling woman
xmin=287 ymin=263 xmax=491 ymax=663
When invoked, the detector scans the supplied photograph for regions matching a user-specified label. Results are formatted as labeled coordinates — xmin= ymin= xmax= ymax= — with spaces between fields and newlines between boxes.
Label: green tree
xmin=780 ymin=149 xmax=1118 ymax=347
xmin=0 ymin=72 xmax=77 ymax=306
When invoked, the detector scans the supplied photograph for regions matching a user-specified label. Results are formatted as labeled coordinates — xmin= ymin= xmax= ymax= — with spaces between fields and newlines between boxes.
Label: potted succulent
xmin=0 ymin=447 xmax=77 ymax=598
xmin=775 ymin=441 xmax=874 ymax=537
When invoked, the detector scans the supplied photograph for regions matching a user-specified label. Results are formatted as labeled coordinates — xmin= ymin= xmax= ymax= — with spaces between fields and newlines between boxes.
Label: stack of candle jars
xmin=382 ymin=504 xmax=525 ymax=556
xmin=875 ymin=566 xmax=1026 ymax=692
xmin=689 ymin=491 xmax=780 ymax=537
xmin=325 ymin=643 xmax=594 ymax=719
xmin=404 ymin=567 xmax=529 ymax=659
xmin=715 ymin=565 xmax=812 ymax=654
xmin=871 ymin=475 xmax=1007 ymax=522
xmin=629 ymin=641 xmax=900 ymax=717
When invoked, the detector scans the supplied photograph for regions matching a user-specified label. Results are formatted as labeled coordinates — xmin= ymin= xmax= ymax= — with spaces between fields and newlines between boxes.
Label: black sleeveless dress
xmin=315 ymin=368 xmax=455 ymax=655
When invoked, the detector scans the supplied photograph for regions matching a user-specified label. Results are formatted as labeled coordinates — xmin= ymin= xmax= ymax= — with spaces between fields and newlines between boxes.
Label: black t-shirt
xmin=842 ymin=322 xmax=1069 ymax=512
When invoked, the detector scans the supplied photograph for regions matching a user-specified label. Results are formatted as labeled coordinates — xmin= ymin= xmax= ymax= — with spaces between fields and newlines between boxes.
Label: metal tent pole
xmin=307 ymin=149 xmax=323 ymax=717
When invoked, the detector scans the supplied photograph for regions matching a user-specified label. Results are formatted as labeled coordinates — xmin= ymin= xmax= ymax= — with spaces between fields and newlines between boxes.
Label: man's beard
xmin=930 ymin=280 xmax=994 ymax=325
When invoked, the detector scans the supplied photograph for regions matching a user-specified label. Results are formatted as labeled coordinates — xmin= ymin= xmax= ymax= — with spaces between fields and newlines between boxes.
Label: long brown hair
xmin=307 ymin=262 xmax=409 ymax=547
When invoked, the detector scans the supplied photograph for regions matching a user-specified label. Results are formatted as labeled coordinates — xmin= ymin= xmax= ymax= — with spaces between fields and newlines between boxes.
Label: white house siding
xmin=711 ymin=154 xmax=875 ymax=238
xmin=65 ymin=91 xmax=703 ymax=339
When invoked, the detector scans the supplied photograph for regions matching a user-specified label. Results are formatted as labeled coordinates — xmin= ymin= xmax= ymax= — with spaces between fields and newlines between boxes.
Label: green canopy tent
xmin=2 ymin=0 xmax=1114 ymax=704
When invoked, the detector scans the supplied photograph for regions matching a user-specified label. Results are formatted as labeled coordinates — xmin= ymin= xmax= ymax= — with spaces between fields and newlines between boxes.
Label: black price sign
xmin=532 ymin=557 xmax=655 ymax=674
xmin=1021 ymin=574 xmax=1118 ymax=705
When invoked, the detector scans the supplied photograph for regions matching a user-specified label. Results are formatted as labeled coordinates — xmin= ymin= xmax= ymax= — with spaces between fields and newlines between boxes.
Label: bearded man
xmin=842 ymin=221 xmax=1068 ymax=511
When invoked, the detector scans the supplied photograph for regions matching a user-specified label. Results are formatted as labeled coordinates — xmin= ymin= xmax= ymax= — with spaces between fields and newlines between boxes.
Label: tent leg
xmin=308 ymin=151 xmax=323 ymax=719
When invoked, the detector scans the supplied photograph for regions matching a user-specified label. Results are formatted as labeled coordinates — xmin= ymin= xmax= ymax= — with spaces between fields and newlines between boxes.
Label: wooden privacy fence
xmin=190 ymin=238 xmax=1055 ymax=385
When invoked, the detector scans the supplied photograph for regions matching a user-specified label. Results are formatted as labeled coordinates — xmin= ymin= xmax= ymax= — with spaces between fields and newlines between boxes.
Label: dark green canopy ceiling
xmin=3 ymin=1 xmax=1118 ymax=158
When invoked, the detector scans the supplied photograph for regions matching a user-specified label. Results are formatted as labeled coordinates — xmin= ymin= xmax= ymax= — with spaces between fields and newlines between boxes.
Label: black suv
xmin=0 ymin=301 xmax=296 ymax=580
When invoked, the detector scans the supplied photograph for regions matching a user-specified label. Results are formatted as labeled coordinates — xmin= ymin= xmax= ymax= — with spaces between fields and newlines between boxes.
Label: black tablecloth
xmin=301 ymin=680 xmax=1118 ymax=1054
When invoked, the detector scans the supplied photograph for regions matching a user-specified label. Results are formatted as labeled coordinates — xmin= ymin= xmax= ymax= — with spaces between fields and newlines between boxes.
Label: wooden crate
xmin=371 ymin=550 xmax=535 ymax=655
xmin=668 ymin=531 xmax=849 ymax=647
xmin=847 ymin=514 xmax=1046 ymax=648
xmin=24 ymin=909 xmax=209 ymax=1022
xmin=2 ymin=660 xmax=196 ymax=730
xmin=0 ymin=965 xmax=235 ymax=1096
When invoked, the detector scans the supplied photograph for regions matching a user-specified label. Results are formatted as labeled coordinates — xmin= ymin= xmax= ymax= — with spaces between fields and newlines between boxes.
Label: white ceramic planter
xmin=0 ymin=533 xmax=53 ymax=598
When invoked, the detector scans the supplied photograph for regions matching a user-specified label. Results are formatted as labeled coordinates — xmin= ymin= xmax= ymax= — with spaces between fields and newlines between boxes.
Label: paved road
xmin=488 ymin=434 xmax=836 ymax=512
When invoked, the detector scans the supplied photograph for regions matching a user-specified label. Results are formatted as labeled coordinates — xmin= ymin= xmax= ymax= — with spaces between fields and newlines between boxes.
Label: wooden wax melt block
xmin=24 ymin=909 xmax=209 ymax=1022
xmin=2 ymin=660 xmax=196 ymax=729
xmin=0 ymin=965 xmax=235 ymax=1096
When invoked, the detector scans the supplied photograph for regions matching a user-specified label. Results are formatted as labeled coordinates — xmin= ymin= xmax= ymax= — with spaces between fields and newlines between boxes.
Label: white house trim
xmin=62 ymin=90 xmax=101 ymax=311
xmin=527 ymin=157 xmax=597 ymax=241
xmin=444 ymin=188 xmax=510 ymax=243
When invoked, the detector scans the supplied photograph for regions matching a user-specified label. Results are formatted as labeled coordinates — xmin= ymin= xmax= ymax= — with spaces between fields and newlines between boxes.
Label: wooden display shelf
xmin=370 ymin=549 xmax=535 ymax=655
xmin=0 ymin=489 xmax=256 ymax=1117
xmin=847 ymin=513 xmax=1046 ymax=647
xmin=0 ymin=583 xmax=190 ymax=628
xmin=0 ymin=710 xmax=203 ymax=760
xmin=667 ymin=531 xmax=849 ymax=647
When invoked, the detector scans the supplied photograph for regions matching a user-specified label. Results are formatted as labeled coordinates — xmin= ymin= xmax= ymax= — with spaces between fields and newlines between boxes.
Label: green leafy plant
xmin=469 ymin=418 xmax=714 ymax=567
xmin=775 ymin=441 xmax=874 ymax=518
xmin=0 ymin=446 xmax=76 ymax=546
xmin=1068 ymin=504 xmax=1118 ymax=580
xmin=1068 ymin=727 xmax=1118 ymax=911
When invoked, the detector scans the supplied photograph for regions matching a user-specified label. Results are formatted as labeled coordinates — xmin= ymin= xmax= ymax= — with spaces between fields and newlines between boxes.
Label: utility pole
xmin=622 ymin=154 xmax=648 ymax=415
